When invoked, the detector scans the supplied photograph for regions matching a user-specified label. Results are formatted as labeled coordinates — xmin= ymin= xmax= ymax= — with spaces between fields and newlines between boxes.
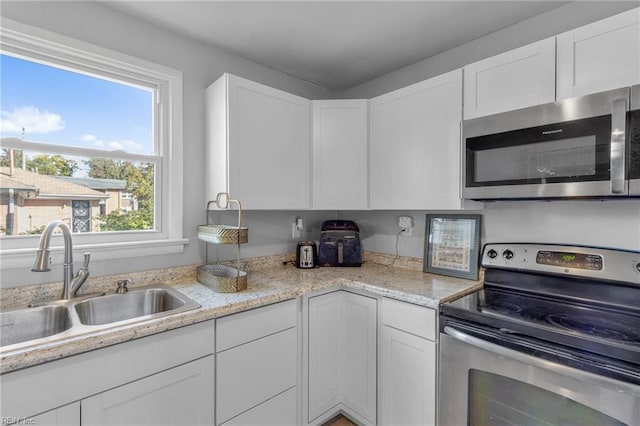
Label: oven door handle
xmin=610 ymin=97 xmax=627 ymax=194
xmin=443 ymin=326 xmax=639 ymax=392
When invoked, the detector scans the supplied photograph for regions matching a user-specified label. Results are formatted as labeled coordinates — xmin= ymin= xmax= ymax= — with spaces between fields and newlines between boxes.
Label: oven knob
xmin=503 ymin=249 xmax=514 ymax=260
xmin=487 ymin=249 xmax=498 ymax=259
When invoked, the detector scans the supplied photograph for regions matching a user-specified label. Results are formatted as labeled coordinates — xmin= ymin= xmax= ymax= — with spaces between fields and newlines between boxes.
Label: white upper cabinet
xmin=370 ymin=69 xmax=463 ymax=210
xmin=206 ymin=73 xmax=311 ymax=209
xmin=463 ymin=37 xmax=556 ymax=119
xmin=557 ymin=8 xmax=640 ymax=100
xmin=312 ymin=100 xmax=369 ymax=210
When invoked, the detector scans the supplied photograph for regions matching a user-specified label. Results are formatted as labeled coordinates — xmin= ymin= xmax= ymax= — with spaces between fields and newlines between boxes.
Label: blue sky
xmin=0 ymin=53 xmax=153 ymax=155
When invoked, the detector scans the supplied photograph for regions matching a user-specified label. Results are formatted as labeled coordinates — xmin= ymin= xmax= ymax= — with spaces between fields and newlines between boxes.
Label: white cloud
xmin=108 ymin=139 xmax=144 ymax=152
xmin=80 ymin=133 xmax=144 ymax=152
xmin=82 ymin=133 xmax=105 ymax=148
xmin=0 ymin=106 xmax=65 ymax=135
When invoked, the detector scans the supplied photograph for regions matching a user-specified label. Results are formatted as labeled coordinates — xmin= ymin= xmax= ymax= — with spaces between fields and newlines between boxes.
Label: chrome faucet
xmin=31 ymin=220 xmax=91 ymax=299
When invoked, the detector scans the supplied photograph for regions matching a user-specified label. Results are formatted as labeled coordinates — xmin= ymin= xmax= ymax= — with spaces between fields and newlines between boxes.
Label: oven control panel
xmin=481 ymin=243 xmax=640 ymax=284
xmin=535 ymin=251 xmax=603 ymax=270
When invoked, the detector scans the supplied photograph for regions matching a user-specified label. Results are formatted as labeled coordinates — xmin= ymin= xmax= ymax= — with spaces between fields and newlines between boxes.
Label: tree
xmin=85 ymin=158 xmax=137 ymax=180
xmin=87 ymin=157 xmax=155 ymax=231
xmin=97 ymin=209 xmax=153 ymax=231
xmin=26 ymin=154 xmax=78 ymax=176
xmin=85 ymin=158 xmax=154 ymax=208
xmin=0 ymin=149 xmax=24 ymax=168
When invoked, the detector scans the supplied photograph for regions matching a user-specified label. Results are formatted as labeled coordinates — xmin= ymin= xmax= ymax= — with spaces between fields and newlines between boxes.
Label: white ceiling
xmin=104 ymin=1 xmax=568 ymax=91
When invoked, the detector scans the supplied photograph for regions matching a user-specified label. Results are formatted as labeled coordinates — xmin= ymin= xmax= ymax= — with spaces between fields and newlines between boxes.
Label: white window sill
xmin=0 ymin=238 xmax=189 ymax=269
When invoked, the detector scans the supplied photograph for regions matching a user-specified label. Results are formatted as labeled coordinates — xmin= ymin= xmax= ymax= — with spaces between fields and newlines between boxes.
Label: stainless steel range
xmin=439 ymin=243 xmax=640 ymax=426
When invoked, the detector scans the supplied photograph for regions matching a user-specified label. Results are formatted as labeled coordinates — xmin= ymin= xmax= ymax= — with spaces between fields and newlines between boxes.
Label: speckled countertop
xmin=0 ymin=253 xmax=482 ymax=374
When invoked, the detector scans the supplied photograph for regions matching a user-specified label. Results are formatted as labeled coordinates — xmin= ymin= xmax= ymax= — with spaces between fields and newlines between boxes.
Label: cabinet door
xmin=228 ymin=74 xmax=311 ymax=209
xmin=307 ymin=292 xmax=342 ymax=422
xmin=312 ymin=100 xmax=369 ymax=210
xmin=82 ymin=356 xmax=215 ymax=426
xmin=557 ymin=8 xmax=640 ymax=99
xmin=222 ymin=387 xmax=297 ymax=426
xmin=31 ymin=402 xmax=80 ymax=426
xmin=379 ymin=326 xmax=436 ymax=426
xmin=216 ymin=328 xmax=297 ymax=425
xmin=463 ymin=37 xmax=555 ymax=119
xmin=370 ymin=69 xmax=463 ymax=209
xmin=342 ymin=292 xmax=377 ymax=424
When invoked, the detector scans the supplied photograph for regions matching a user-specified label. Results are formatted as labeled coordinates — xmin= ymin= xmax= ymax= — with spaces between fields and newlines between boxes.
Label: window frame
xmin=0 ymin=18 xmax=186 ymax=269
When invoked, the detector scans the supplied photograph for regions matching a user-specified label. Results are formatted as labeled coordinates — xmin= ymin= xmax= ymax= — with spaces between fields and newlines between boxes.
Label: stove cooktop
xmin=443 ymin=287 xmax=640 ymax=362
xmin=441 ymin=243 xmax=640 ymax=366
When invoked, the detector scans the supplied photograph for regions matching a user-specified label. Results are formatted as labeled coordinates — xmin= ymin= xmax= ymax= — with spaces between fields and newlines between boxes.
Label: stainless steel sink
xmin=0 ymin=305 xmax=72 ymax=347
xmin=0 ymin=284 xmax=200 ymax=353
xmin=75 ymin=287 xmax=199 ymax=326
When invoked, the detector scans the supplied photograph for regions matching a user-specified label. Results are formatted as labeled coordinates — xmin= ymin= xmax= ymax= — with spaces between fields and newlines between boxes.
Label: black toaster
xmin=318 ymin=220 xmax=362 ymax=267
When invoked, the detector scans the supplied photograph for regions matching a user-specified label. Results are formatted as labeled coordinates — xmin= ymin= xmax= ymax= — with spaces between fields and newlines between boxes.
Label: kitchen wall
xmin=209 ymin=210 xmax=336 ymax=262
xmin=337 ymin=201 xmax=640 ymax=263
xmin=2 ymin=1 xmax=639 ymax=288
xmin=336 ymin=1 xmax=640 ymax=255
xmin=0 ymin=1 xmax=331 ymax=288
xmin=338 ymin=1 xmax=639 ymax=99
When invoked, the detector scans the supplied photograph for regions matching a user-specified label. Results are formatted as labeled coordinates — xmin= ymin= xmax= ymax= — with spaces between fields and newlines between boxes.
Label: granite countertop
xmin=0 ymin=261 xmax=482 ymax=374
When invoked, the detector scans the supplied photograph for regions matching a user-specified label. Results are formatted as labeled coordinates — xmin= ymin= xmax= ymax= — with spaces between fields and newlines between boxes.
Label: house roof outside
xmin=0 ymin=167 xmax=109 ymax=200
xmin=55 ymin=176 xmax=127 ymax=191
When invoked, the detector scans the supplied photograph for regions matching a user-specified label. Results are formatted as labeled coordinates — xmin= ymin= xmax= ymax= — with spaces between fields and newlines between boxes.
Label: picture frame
xmin=423 ymin=214 xmax=482 ymax=280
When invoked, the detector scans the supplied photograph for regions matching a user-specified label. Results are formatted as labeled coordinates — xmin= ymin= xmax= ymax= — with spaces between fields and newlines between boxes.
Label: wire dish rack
xmin=197 ymin=192 xmax=248 ymax=292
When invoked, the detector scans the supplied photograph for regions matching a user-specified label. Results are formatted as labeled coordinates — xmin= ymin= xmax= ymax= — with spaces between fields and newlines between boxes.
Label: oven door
xmin=439 ymin=326 xmax=640 ymax=426
xmin=462 ymin=87 xmax=630 ymax=199
xmin=629 ymin=84 xmax=640 ymax=195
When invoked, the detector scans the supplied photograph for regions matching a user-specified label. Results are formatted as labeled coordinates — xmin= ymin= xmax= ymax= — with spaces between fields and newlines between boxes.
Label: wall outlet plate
xmin=292 ymin=223 xmax=301 ymax=239
xmin=399 ymin=216 xmax=413 ymax=236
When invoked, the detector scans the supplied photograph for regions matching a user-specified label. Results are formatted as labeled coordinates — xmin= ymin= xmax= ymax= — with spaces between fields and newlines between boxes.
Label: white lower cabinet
xmin=379 ymin=298 xmax=437 ymax=426
xmin=342 ymin=292 xmax=377 ymax=424
xmin=380 ymin=327 xmax=436 ymax=426
xmin=82 ymin=356 xmax=215 ymax=426
xmin=308 ymin=291 xmax=342 ymax=420
xmin=215 ymin=299 xmax=298 ymax=425
xmin=0 ymin=320 xmax=216 ymax=424
xmin=6 ymin=292 xmax=441 ymax=426
xmin=306 ymin=291 xmax=377 ymax=425
xmin=31 ymin=402 xmax=80 ymax=426
xmin=222 ymin=387 xmax=297 ymax=426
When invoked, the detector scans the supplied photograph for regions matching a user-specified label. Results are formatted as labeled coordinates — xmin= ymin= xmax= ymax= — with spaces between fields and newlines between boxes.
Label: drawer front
xmin=216 ymin=299 xmax=297 ymax=351
xmin=216 ymin=327 xmax=297 ymax=424
xmin=222 ymin=387 xmax=297 ymax=426
xmin=381 ymin=298 xmax=436 ymax=341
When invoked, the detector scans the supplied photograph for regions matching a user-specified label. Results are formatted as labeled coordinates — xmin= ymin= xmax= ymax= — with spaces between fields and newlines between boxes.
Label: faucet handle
xmin=116 ymin=279 xmax=131 ymax=294
xmin=82 ymin=252 xmax=91 ymax=268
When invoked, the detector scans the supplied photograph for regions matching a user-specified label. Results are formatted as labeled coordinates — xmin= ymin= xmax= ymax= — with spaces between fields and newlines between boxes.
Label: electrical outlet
xmin=399 ymin=216 xmax=413 ymax=236
xmin=291 ymin=223 xmax=301 ymax=239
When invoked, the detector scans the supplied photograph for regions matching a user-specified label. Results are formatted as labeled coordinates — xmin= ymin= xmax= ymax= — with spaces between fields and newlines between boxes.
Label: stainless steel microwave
xmin=462 ymin=85 xmax=640 ymax=200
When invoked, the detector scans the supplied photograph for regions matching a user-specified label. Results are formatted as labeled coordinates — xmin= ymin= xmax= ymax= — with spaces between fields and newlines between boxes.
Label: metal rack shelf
xmin=197 ymin=193 xmax=247 ymax=293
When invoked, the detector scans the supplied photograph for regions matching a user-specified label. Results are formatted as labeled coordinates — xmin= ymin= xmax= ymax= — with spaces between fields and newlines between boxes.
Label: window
xmin=0 ymin=19 xmax=185 ymax=268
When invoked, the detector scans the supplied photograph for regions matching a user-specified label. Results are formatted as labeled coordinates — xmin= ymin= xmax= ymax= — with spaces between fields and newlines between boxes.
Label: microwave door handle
xmin=610 ymin=97 xmax=627 ymax=194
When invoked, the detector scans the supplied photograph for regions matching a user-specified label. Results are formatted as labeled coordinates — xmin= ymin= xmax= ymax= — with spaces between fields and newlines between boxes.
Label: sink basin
xmin=0 ymin=305 xmax=72 ymax=347
xmin=0 ymin=284 xmax=200 ymax=353
xmin=74 ymin=287 xmax=200 ymax=326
